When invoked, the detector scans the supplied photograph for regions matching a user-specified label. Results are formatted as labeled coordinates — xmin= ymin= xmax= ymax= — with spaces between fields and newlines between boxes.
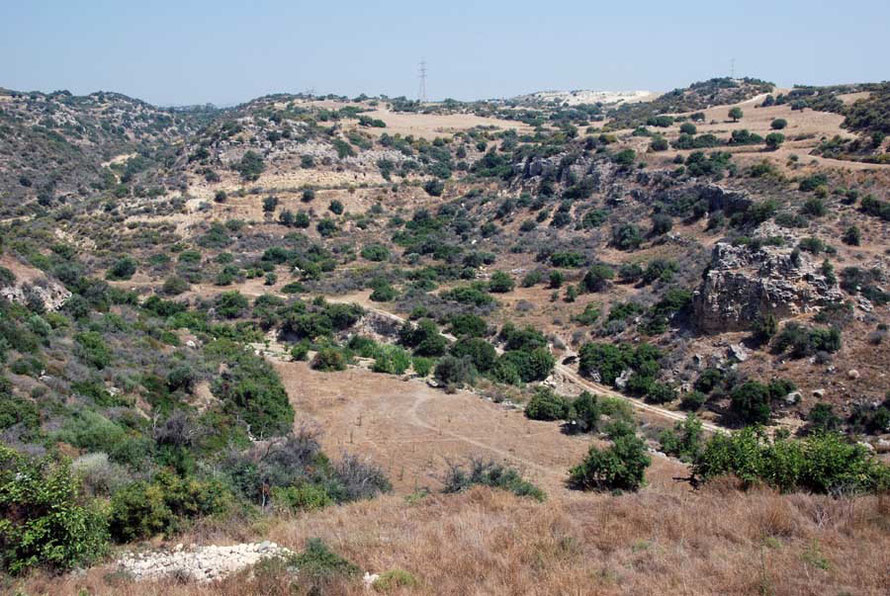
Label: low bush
xmin=109 ymin=471 xmax=230 ymax=542
xmin=443 ymin=458 xmax=545 ymax=501
xmin=693 ymin=428 xmax=890 ymax=494
xmin=311 ymin=348 xmax=347 ymax=372
xmin=568 ymin=433 xmax=651 ymax=492
xmin=524 ymin=387 xmax=570 ymax=421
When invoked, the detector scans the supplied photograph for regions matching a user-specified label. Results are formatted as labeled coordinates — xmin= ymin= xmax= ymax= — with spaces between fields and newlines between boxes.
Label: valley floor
xmin=17 ymin=363 xmax=890 ymax=595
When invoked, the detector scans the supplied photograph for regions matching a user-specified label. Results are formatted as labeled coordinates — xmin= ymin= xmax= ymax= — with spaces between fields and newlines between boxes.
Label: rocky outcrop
xmin=0 ymin=258 xmax=70 ymax=311
xmin=652 ymin=183 xmax=753 ymax=215
xmin=693 ymin=242 xmax=842 ymax=333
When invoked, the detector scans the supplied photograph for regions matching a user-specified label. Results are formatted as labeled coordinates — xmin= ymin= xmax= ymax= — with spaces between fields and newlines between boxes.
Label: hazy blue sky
xmin=2 ymin=0 xmax=887 ymax=106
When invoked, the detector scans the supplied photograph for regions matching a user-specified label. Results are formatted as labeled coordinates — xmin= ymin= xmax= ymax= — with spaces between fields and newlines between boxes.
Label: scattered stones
xmin=613 ymin=369 xmax=632 ymax=390
xmin=848 ymin=369 xmax=860 ymax=380
xmin=117 ymin=542 xmax=294 ymax=583
xmin=812 ymin=388 xmax=826 ymax=398
xmin=785 ymin=391 xmax=802 ymax=405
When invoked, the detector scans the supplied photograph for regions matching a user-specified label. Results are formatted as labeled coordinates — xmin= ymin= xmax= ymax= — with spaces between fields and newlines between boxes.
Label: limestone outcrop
xmin=693 ymin=242 xmax=842 ymax=333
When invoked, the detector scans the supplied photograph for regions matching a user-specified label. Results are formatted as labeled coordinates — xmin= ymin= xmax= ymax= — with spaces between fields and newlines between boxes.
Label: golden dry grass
xmin=19 ymin=486 xmax=890 ymax=595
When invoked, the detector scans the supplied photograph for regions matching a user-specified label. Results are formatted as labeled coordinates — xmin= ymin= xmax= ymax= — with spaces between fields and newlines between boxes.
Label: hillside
xmin=2 ymin=77 xmax=890 ymax=595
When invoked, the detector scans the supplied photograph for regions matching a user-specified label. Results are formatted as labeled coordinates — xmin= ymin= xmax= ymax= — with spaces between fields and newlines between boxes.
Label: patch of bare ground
xmin=21 ymin=487 xmax=890 ymax=595
xmin=637 ymin=94 xmax=890 ymax=173
xmin=272 ymin=360 xmax=693 ymax=496
xmin=347 ymin=107 xmax=533 ymax=140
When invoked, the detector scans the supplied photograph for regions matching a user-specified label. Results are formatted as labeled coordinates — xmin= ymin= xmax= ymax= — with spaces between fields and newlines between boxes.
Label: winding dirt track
xmin=328 ymin=297 xmax=727 ymax=434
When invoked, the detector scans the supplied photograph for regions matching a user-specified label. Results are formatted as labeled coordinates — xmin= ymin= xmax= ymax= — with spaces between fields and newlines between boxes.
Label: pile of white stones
xmin=117 ymin=541 xmax=293 ymax=583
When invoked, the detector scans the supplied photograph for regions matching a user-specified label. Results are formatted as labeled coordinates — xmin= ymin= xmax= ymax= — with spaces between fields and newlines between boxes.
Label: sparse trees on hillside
xmin=728 ymin=107 xmax=743 ymax=122
xmin=842 ymin=225 xmax=861 ymax=246
xmin=262 ymin=196 xmax=279 ymax=213
xmin=765 ymin=132 xmax=785 ymax=150
xmin=236 ymin=150 xmax=265 ymax=181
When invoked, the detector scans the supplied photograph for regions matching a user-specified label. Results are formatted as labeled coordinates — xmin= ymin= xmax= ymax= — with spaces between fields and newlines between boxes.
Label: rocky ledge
xmin=693 ymin=241 xmax=842 ymax=333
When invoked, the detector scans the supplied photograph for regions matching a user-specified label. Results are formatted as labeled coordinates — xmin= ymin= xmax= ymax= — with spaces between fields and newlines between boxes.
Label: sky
xmin=2 ymin=0 xmax=887 ymax=106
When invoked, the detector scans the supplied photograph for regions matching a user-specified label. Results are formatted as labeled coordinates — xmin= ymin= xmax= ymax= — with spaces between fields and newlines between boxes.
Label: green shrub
xmin=842 ymin=226 xmax=861 ymax=246
xmin=400 ymin=319 xmax=448 ymax=357
xmin=658 ymin=414 xmax=704 ymax=462
xmin=236 ymin=150 xmax=265 ymax=181
xmin=434 ymin=355 xmax=476 ymax=388
xmin=106 ymin=256 xmax=137 ymax=280
xmin=448 ymin=313 xmax=488 ymax=338
xmin=441 ymin=285 xmax=495 ymax=307
xmin=496 ymin=348 xmax=554 ymax=383
xmin=524 ymin=387 xmax=570 ymax=421
xmin=371 ymin=345 xmax=412 ymax=375
xmin=578 ymin=342 xmax=661 ymax=387
xmin=271 ymin=484 xmax=334 ymax=512
xmin=611 ymin=223 xmax=643 ymax=250
xmin=565 ymin=391 xmax=600 ymax=433
xmin=773 ymin=323 xmax=841 ymax=357
xmin=373 ymin=569 xmax=419 ymax=592
xmin=581 ymin=264 xmax=614 ymax=292
xmin=765 ymin=132 xmax=785 ymax=150
xmin=290 ymin=342 xmax=310 ymax=361
xmin=680 ymin=390 xmax=707 ymax=411
xmin=730 ymin=381 xmax=772 ymax=425
xmin=411 ymin=356 xmax=434 ymax=377
xmin=808 ymin=402 xmax=842 ymax=432
xmin=450 ymin=337 xmax=497 ymax=372
xmin=423 ymin=179 xmax=444 ymax=196
xmin=289 ymin=538 xmax=360 ymax=580
xmin=109 ymin=471 xmax=230 ymax=542
xmin=162 ymin=276 xmax=190 ymax=295
xmin=692 ymin=428 xmax=890 ymax=494
xmin=443 ymin=458 xmax=545 ymax=501
xmin=645 ymin=382 xmax=677 ymax=404
xmin=0 ymin=446 xmax=108 ymax=574
xmin=262 ymin=195 xmax=279 ymax=213
xmin=568 ymin=433 xmax=651 ymax=492
xmin=369 ymin=280 xmax=398 ymax=302
xmin=75 ymin=331 xmax=112 ymax=369
xmin=211 ymin=344 xmax=294 ymax=437
xmin=361 ymin=244 xmax=390 ymax=262
xmin=649 ymin=136 xmax=668 ymax=151
xmin=311 ymin=348 xmax=347 ymax=372
xmin=214 ymin=291 xmax=249 ymax=319
xmin=488 ymin=271 xmax=515 ymax=293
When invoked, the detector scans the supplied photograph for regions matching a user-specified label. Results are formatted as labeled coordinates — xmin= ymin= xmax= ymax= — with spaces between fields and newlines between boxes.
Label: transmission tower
xmin=417 ymin=60 xmax=427 ymax=103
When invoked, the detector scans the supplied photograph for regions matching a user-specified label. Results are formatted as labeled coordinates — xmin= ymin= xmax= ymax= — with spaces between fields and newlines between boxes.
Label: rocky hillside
xmin=0 ymin=88 xmax=211 ymax=212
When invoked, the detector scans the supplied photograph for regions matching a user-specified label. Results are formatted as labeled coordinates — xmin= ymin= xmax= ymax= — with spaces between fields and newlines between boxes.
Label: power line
xmin=417 ymin=60 xmax=427 ymax=103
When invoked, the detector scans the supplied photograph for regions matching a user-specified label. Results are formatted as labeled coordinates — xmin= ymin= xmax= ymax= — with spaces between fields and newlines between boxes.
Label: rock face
xmin=117 ymin=542 xmax=293 ymax=583
xmin=0 ymin=258 xmax=71 ymax=311
xmin=693 ymin=242 xmax=842 ymax=333
xmin=653 ymin=183 xmax=753 ymax=215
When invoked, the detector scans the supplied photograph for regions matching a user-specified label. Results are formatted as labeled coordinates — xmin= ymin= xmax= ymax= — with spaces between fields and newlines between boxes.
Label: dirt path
xmin=327 ymin=296 xmax=727 ymax=434
xmin=272 ymin=360 xmax=689 ymax=498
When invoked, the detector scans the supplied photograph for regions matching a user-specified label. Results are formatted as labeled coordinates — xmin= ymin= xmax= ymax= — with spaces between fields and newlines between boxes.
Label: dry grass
xmin=18 ymin=486 xmax=890 ymax=595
